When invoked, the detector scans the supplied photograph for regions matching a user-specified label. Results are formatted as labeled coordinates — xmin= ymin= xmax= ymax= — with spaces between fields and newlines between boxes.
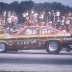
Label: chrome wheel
xmin=46 ymin=41 xmax=61 ymax=54
xmin=48 ymin=42 xmax=58 ymax=52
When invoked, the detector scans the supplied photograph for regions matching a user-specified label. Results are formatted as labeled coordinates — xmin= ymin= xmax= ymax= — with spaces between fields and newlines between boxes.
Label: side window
xmin=41 ymin=29 xmax=48 ymax=34
xmin=41 ymin=28 xmax=57 ymax=34
xmin=25 ymin=28 xmax=38 ymax=35
xmin=25 ymin=29 xmax=32 ymax=34
xmin=50 ymin=29 xmax=55 ymax=34
xmin=32 ymin=29 xmax=38 ymax=34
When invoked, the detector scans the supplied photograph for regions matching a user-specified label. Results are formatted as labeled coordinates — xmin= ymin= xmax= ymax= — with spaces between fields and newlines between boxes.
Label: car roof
xmin=15 ymin=25 xmax=60 ymax=35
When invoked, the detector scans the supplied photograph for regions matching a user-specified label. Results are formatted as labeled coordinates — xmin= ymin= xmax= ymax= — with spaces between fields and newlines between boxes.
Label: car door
xmin=16 ymin=27 xmax=39 ymax=49
xmin=24 ymin=27 xmax=39 ymax=48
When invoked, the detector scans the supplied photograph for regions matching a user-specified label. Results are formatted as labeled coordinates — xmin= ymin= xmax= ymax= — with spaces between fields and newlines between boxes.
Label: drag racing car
xmin=0 ymin=25 xmax=71 ymax=54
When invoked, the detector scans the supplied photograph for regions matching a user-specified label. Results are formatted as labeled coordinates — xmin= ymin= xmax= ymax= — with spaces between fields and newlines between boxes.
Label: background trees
xmin=0 ymin=1 xmax=72 ymax=23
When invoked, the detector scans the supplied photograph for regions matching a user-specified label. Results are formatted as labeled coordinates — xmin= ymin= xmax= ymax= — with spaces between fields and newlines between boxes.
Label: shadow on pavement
xmin=6 ymin=51 xmax=72 ymax=55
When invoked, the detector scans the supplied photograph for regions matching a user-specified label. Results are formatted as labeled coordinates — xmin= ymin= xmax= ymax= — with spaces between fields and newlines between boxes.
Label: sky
xmin=0 ymin=0 xmax=72 ymax=7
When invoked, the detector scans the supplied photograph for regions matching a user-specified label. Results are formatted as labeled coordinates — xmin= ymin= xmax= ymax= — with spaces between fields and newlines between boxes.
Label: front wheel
xmin=46 ymin=41 xmax=62 ymax=54
xmin=0 ymin=43 xmax=7 ymax=53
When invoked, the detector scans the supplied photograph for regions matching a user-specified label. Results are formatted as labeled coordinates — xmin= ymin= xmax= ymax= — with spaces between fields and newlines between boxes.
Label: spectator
xmin=56 ymin=10 xmax=60 ymax=20
xmin=65 ymin=17 xmax=71 ymax=32
xmin=55 ymin=17 xmax=61 ymax=29
xmin=51 ymin=10 xmax=56 ymax=23
xmin=60 ymin=16 xmax=65 ymax=31
xmin=48 ymin=11 xmax=52 ymax=24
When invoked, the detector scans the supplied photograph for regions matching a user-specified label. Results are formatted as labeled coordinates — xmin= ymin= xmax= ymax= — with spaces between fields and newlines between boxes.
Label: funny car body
xmin=0 ymin=26 xmax=72 ymax=54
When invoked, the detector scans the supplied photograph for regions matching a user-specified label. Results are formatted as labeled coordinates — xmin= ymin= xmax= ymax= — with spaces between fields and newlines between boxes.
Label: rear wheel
xmin=46 ymin=41 xmax=61 ymax=54
xmin=0 ymin=43 xmax=7 ymax=53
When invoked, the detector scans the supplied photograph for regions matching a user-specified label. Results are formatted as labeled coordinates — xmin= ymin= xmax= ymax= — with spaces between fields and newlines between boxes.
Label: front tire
xmin=0 ymin=43 xmax=7 ymax=53
xmin=46 ymin=41 xmax=61 ymax=54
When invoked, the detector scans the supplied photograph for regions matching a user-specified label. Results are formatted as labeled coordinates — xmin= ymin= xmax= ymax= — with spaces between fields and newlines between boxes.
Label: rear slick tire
xmin=46 ymin=41 xmax=61 ymax=54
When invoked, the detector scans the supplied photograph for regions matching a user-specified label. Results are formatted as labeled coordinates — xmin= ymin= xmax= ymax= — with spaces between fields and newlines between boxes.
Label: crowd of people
xmin=0 ymin=9 xmax=72 ymax=34
xmin=0 ymin=10 xmax=18 ymax=34
xmin=23 ymin=10 xmax=72 ymax=32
